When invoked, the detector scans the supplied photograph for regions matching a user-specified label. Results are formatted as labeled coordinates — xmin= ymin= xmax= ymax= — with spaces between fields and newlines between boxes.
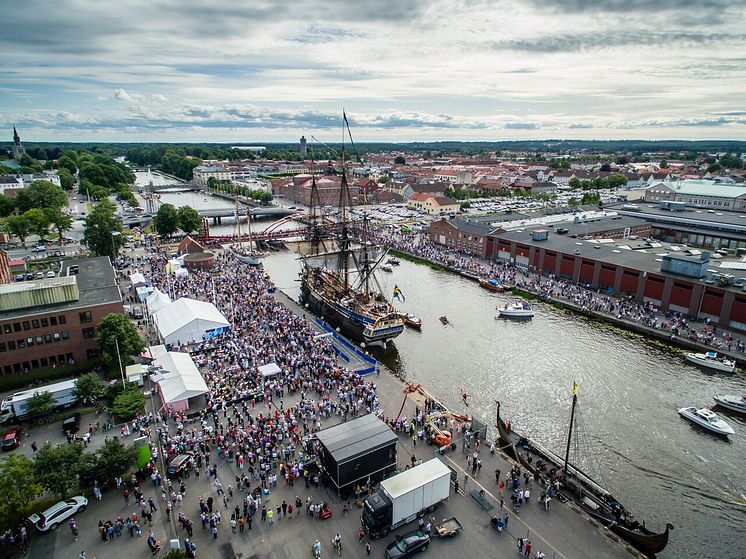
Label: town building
xmin=272 ymin=174 xmax=360 ymax=207
xmin=407 ymin=192 xmax=459 ymax=215
xmin=0 ymin=257 xmax=123 ymax=375
xmin=299 ymin=136 xmax=308 ymax=158
xmin=193 ymin=165 xmax=231 ymax=187
xmin=643 ymin=179 xmax=746 ymax=211
xmin=429 ymin=218 xmax=497 ymax=258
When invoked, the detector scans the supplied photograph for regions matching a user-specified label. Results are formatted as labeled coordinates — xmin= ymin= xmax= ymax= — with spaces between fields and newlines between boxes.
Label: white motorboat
xmin=496 ymin=301 xmax=534 ymax=319
xmin=684 ymin=351 xmax=736 ymax=373
xmin=678 ymin=407 xmax=735 ymax=436
xmin=380 ymin=264 xmax=394 ymax=273
xmin=713 ymin=394 xmax=746 ymax=414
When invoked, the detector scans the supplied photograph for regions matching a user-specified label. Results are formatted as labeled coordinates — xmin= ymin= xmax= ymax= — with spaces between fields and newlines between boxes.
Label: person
xmin=536 ymin=551 xmax=546 ymax=559
xmin=358 ymin=527 xmax=365 ymax=542
xmin=79 ymin=552 xmax=86 ymax=559
xmin=366 ymin=542 xmax=371 ymax=556
xmin=312 ymin=539 xmax=321 ymax=558
xmin=69 ymin=518 xmax=79 ymax=541
xmin=333 ymin=533 xmax=342 ymax=552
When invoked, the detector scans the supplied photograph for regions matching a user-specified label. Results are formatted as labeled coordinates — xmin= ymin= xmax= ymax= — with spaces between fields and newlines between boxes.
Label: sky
xmin=1 ymin=0 xmax=745 ymax=143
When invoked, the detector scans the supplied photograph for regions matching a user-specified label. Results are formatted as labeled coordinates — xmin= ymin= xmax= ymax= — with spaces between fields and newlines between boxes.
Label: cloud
xmin=151 ymin=94 xmax=168 ymax=102
xmin=502 ymin=122 xmax=540 ymax=130
xmin=567 ymin=123 xmax=594 ymax=129
xmin=113 ymin=88 xmax=137 ymax=102
xmin=492 ymin=32 xmax=746 ymax=53
xmin=527 ymin=1 xmax=735 ymax=12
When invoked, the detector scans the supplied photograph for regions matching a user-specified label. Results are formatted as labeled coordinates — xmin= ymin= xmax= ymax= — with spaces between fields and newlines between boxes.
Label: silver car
xmin=29 ymin=496 xmax=88 ymax=531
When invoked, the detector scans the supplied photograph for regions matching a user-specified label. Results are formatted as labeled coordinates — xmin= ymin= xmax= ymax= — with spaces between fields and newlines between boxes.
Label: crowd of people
xmin=371 ymin=229 xmax=744 ymax=353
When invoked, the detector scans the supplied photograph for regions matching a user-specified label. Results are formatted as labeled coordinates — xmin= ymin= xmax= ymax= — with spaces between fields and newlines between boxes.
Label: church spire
xmin=13 ymin=126 xmax=20 ymax=145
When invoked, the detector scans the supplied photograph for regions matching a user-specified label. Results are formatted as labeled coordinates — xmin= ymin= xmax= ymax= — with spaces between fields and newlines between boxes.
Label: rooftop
xmin=0 ymin=256 xmax=121 ymax=321
xmin=650 ymin=179 xmax=746 ymax=198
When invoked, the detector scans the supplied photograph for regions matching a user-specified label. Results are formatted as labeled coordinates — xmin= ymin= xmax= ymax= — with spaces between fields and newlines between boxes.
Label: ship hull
xmin=300 ymin=281 xmax=403 ymax=347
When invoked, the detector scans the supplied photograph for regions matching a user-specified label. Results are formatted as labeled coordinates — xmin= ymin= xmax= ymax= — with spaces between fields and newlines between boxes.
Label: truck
xmin=362 ymin=458 xmax=451 ymax=539
xmin=0 ymin=379 xmax=78 ymax=424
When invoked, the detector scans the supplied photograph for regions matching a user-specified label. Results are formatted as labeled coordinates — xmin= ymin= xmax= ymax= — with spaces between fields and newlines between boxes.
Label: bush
xmin=111 ymin=388 xmax=146 ymax=420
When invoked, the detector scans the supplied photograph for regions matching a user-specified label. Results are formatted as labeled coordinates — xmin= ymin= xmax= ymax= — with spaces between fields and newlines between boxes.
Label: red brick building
xmin=272 ymin=174 xmax=361 ymax=207
xmin=0 ymin=257 xmax=123 ymax=375
xmin=429 ymin=218 xmax=496 ymax=258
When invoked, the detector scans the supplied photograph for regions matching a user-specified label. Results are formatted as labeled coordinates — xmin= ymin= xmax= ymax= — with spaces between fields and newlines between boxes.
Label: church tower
xmin=11 ymin=127 xmax=25 ymax=160
xmin=299 ymin=135 xmax=307 ymax=159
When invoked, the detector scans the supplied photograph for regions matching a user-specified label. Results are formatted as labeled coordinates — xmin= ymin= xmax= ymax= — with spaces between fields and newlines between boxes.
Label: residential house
xmin=407 ymin=192 xmax=459 ymax=215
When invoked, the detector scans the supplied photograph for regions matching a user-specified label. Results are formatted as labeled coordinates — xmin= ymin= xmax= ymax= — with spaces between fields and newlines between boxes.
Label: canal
xmin=262 ymin=249 xmax=745 ymax=559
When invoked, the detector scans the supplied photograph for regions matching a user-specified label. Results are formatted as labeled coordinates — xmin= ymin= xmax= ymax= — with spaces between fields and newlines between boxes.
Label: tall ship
xmin=231 ymin=201 xmax=267 ymax=266
xmin=299 ymin=117 xmax=404 ymax=347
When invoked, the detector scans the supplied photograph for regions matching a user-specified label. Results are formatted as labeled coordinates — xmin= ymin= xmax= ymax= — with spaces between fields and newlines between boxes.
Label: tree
xmin=394 ymin=155 xmax=406 ymax=165
xmin=92 ymin=438 xmax=138 ymax=484
xmin=0 ymin=195 xmax=14 ymax=218
xmin=599 ymin=163 xmax=612 ymax=172
xmin=83 ymin=199 xmax=124 ymax=259
xmin=177 ymin=206 xmax=202 ymax=235
xmin=23 ymin=208 xmax=50 ymax=241
xmin=111 ymin=387 xmax=146 ymax=420
xmin=73 ymin=372 xmax=106 ymax=404
xmin=0 ymin=454 xmax=42 ymax=531
xmin=378 ymin=175 xmax=390 ymax=184
xmin=659 ymin=160 xmax=668 ymax=168
xmin=568 ymin=177 xmax=581 ymax=190
xmin=568 ymin=197 xmax=580 ymax=207
xmin=154 ymin=204 xmax=179 ymax=237
xmin=45 ymin=207 xmax=73 ymax=243
xmin=3 ymin=215 xmax=31 ymax=247
xmin=22 ymin=180 xmax=68 ymax=211
xmin=581 ymin=191 xmax=601 ymax=205
xmin=25 ymin=391 xmax=55 ymax=418
xmin=206 ymin=176 xmax=219 ymax=190
xmin=95 ymin=313 xmax=145 ymax=371
xmin=58 ymin=168 xmax=75 ymax=191
xmin=707 ymin=163 xmax=721 ymax=173
xmin=57 ymin=155 xmax=78 ymax=175
xmin=34 ymin=442 xmax=83 ymax=500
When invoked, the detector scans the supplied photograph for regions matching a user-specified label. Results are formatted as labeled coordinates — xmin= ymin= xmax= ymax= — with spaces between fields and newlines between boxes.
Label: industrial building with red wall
xmin=491 ymin=228 xmax=746 ymax=331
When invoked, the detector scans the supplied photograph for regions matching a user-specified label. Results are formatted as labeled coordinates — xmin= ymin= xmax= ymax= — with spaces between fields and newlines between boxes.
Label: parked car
xmin=166 ymin=452 xmax=194 ymax=478
xmin=28 ymin=496 xmax=88 ymax=532
xmin=46 ymin=271 xmax=56 ymax=278
xmin=62 ymin=412 xmax=81 ymax=434
xmin=31 ymin=245 xmax=47 ymax=253
xmin=1 ymin=427 xmax=22 ymax=451
xmin=35 ymin=271 xmax=45 ymax=279
xmin=385 ymin=531 xmax=431 ymax=559
xmin=15 ymin=274 xmax=24 ymax=282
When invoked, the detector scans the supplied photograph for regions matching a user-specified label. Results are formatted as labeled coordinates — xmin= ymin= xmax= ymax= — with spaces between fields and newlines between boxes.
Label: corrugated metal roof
xmin=0 ymin=276 xmax=79 ymax=311
xmin=651 ymin=180 xmax=746 ymax=198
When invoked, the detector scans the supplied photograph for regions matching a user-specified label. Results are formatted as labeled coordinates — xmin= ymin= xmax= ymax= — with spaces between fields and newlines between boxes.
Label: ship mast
xmin=563 ymin=382 xmax=578 ymax=478
xmin=337 ymin=111 xmax=352 ymax=292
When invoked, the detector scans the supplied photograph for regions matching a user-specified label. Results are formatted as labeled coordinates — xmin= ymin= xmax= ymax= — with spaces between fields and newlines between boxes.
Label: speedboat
xmin=496 ymin=301 xmax=534 ymax=319
xmin=439 ymin=316 xmax=449 ymax=325
xmin=386 ymin=258 xmax=401 ymax=266
xmin=678 ymin=407 xmax=735 ymax=436
xmin=684 ymin=351 xmax=736 ymax=373
xmin=380 ymin=265 xmax=394 ymax=273
xmin=713 ymin=394 xmax=746 ymax=414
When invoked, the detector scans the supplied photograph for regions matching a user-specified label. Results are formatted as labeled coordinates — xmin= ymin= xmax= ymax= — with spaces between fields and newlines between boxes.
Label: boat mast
xmin=337 ymin=111 xmax=351 ymax=291
xmin=235 ymin=200 xmax=242 ymax=246
xmin=563 ymin=382 xmax=578 ymax=478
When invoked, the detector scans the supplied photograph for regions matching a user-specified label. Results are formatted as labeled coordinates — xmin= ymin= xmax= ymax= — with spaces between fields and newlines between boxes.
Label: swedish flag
xmin=393 ymin=285 xmax=405 ymax=302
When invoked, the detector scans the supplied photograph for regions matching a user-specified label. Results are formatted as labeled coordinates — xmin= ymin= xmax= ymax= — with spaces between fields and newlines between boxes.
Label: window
xmin=0 ymin=342 xmax=5 ymax=352
xmin=31 ymin=360 xmax=39 ymax=369
xmin=61 ymin=331 xmax=69 ymax=340
xmin=40 ymin=358 xmax=48 ymax=367
xmin=13 ymin=363 xmax=21 ymax=373
xmin=82 ymin=327 xmax=95 ymax=340
xmin=22 ymin=321 xmax=30 ymax=331
xmin=86 ymin=348 xmax=98 ymax=360
xmin=7 ymin=341 xmax=15 ymax=351
xmin=79 ymin=311 xmax=92 ymax=323
xmin=50 ymin=317 xmax=57 ymax=326
xmin=13 ymin=323 xmax=21 ymax=332
xmin=17 ymin=339 xmax=24 ymax=349
xmin=3 ymin=366 xmax=11 ymax=375
xmin=59 ymin=315 xmax=66 ymax=325
xmin=44 ymin=334 xmax=52 ymax=343
xmin=36 ymin=336 xmax=43 ymax=345
xmin=3 ymin=324 xmax=11 ymax=334
xmin=32 ymin=320 xmax=40 ymax=329
xmin=53 ymin=333 xmax=61 ymax=342
xmin=41 ymin=318 xmax=49 ymax=328
xmin=26 ymin=337 xmax=33 ymax=347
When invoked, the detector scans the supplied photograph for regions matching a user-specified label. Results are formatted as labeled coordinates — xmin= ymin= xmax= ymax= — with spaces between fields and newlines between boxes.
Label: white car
xmin=29 ymin=496 xmax=88 ymax=531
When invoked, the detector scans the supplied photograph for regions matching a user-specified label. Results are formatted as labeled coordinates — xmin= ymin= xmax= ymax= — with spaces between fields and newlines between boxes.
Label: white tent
xmin=146 ymin=288 xmax=172 ymax=315
xmin=142 ymin=344 xmax=168 ymax=361
xmin=258 ymin=363 xmax=282 ymax=378
xmin=130 ymin=272 xmax=148 ymax=288
xmin=152 ymin=351 xmax=208 ymax=410
xmin=153 ymin=297 xmax=230 ymax=345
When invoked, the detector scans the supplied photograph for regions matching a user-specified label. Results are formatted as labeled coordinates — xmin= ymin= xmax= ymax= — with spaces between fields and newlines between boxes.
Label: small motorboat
xmin=401 ymin=313 xmax=422 ymax=330
xmin=684 ymin=351 xmax=736 ymax=373
xmin=386 ymin=258 xmax=401 ymax=266
xmin=439 ymin=316 xmax=449 ymax=325
xmin=380 ymin=264 xmax=394 ymax=273
xmin=496 ymin=301 xmax=534 ymax=319
xmin=678 ymin=406 xmax=735 ymax=436
xmin=713 ymin=394 xmax=746 ymax=414
xmin=479 ymin=278 xmax=506 ymax=292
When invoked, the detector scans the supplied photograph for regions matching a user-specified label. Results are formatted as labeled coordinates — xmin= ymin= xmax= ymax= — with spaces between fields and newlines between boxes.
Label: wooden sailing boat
xmin=232 ymin=200 xmax=267 ymax=266
xmin=495 ymin=386 xmax=673 ymax=557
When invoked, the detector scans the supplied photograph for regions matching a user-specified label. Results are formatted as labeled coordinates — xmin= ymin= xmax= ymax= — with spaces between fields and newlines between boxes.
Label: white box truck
xmin=0 ymin=379 xmax=78 ymax=424
xmin=362 ymin=458 xmax=451 ymax=538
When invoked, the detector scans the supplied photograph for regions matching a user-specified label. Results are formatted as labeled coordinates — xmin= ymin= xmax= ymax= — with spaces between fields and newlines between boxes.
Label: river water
xmin=262 ymin=249 xmax=745 ymax=559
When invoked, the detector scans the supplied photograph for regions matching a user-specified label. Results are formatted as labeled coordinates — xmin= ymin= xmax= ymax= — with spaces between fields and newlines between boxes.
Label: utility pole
xmin=114 ymin=338 xmax=125 ymax=385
